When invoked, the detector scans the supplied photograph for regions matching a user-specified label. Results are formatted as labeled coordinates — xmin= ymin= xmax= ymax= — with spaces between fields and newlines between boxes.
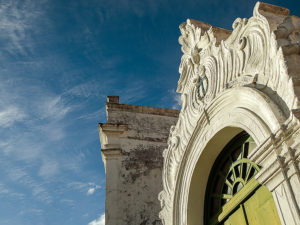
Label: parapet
xmin=186 ymin=2 xmax=291 ymax=45
xmin=105 ymin=96 xmax=180 ymax=123
xmin=187 ymin=19 xmax=232 ymax=45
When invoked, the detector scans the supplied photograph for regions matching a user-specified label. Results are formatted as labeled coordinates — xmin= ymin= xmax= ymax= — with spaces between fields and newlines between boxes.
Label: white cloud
xmin=88 ymin=214 xmax=105 ymax=225
xmin=87 ymin=188 xmax=95 ymax=195
xmin=86 ymin=183 xmax=101 ymax=196
xmin=0 ymin=106 xmax=25 ymax=127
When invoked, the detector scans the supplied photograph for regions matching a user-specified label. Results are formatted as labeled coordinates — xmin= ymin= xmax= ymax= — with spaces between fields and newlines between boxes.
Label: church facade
xmin=99 ymin=2 xmax=300 ymax=225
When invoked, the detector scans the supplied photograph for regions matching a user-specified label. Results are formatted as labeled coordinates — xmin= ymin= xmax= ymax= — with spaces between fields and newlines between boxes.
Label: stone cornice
xmin=98 ymin=123 xmax=127 ymax=162
xmin=101 ymin=148 xmax=122 ymax=159
xmin=98 ymin=123 xmax=128 ymax=134
xmin=106 ymin=102 xmax=180 ymax=118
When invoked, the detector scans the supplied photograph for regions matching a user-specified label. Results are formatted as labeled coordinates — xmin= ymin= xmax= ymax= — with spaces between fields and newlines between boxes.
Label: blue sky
xmin=0 ymin=0 xmax=299 ymax=225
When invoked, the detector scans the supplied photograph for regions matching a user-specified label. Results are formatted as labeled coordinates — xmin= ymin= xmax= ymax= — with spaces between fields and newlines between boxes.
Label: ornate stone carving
xmin=159 ymin=2 xmax=300 ymax=225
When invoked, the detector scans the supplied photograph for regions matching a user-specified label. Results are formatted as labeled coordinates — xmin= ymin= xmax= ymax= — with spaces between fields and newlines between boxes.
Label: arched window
xmin=204 ymin=132 xmax=281 ymax=225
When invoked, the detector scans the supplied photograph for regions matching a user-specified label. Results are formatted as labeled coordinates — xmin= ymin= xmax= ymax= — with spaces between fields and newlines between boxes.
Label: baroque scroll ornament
xmin=159 ymin=2 xmax=297 ymax=225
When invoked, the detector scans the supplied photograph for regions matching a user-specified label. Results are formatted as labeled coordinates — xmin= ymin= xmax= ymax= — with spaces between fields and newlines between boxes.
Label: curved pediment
xmin=177 ymin=2 xmax=298 ymax=110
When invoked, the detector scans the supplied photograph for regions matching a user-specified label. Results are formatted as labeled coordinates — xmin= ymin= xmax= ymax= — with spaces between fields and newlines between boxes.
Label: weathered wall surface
xmin=99 ymin=96 xmax=179 ymax=225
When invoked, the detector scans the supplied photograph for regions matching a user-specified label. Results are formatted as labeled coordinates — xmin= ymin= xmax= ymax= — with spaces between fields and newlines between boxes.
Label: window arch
xmin=204 ymin=131 xmax=282 ymax=225
xmin=204 ymin=132 xmax=260 ymax=224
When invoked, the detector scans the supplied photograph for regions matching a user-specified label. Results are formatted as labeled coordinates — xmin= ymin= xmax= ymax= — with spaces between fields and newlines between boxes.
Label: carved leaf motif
xmin=177 ymin=19 xmax=216 ymax=94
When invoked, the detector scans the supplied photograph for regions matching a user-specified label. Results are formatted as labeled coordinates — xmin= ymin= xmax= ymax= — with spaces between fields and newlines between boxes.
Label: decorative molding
xmin=101 ymin=149 xmax=122 ymax=159
xmin=159 ymin=2 xmax=300 ymax=225
xmin=101 ymin=149 xmax=123 ymax=171
xmin=98 ymin=123 xmax=128 ymax=171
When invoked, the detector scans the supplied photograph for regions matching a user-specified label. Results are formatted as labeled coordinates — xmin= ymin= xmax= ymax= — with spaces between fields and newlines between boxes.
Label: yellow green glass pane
xmin=224 ymin=206 xmax=247 ymax=225
xmin=243 ymin=186 xmax=281 ymax=225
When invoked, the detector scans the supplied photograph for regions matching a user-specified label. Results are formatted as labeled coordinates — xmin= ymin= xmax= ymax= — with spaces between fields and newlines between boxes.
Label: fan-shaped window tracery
xmin=205 ymin=132 xmax=259 ymax=224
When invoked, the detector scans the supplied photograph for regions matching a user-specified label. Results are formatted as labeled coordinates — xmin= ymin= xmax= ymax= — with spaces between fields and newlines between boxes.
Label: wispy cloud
xmin=0 ymin=132 xmax=43 ymax=160
xmin=67 ymin=81 xmax=105 ymax=99
xmin=19 ymin=208 xmax=43 ymax=216
xmin=77 ymin=107 xmax=105 ymax=121
xmin=38 ymin=95 xmax=71 ymax=121
xmin=96 ymin=0 xmax=161 ymax=22
xmin=65 ymin=78 xmax=119 ymax=99
xmin=31 ymin=184 xmax=52 ymax=204
xmin=61 ymin=150 xmax=87 ymax=172
xmin=160 ymin=89 xmax=182 ymax=109
xmin=171 ymin=89 xmax=181 ymax=109
xmin=38 ymin=159 xmax=59 ymax=178
xmin=88 ymin=213 xmax=105 ymax=225
xmin=68 ymin=182 xmax=101 ymax=195
xmin=119 ymin=80 xmax=146 ymax=104
xmin=0 ymin=0 xmax=45 ymax=56
xmin=33 ymin=94 xmax=72 ymax=141
xmin=6 ymin=166 xmax=52 ymax=204
xmin=0 ymin=182 xmax=24 ymax=199
xmin=60 ymin=199 xmax=75 ymax=207
xmin=0 ymin=106 xmax=25 ymax=127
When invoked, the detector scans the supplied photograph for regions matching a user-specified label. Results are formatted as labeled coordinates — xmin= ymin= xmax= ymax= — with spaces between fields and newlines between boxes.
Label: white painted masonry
xmin=159 ymin=2 xmax=300 ymax=225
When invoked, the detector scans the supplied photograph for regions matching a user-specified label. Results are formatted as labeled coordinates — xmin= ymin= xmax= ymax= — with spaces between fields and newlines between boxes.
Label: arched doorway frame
xmin=159 ymin=3 xmax=300 ymax=224
xmin=172 ymin=87 xmax=286 ymax=225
